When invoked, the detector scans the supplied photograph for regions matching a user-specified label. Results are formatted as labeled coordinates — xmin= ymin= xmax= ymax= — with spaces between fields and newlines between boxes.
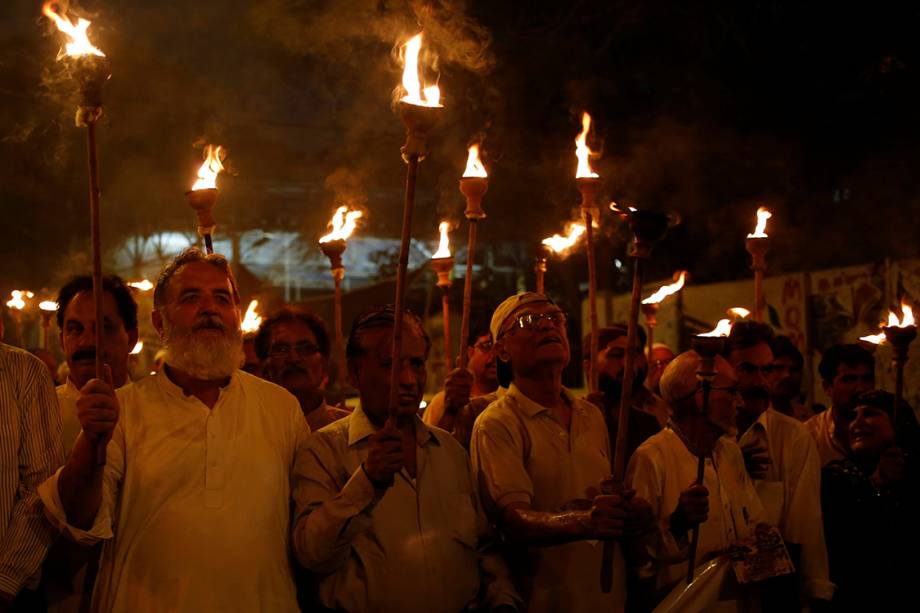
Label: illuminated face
xmin=593 ymin=335 xmax=648 ymax=388
xmin=263 ymin=320 xmax=326 ymax=395
xmin=728 ymin=342 xmax=774 ymax=418
xmin=349 ymin=320 xmax=428 ymax=425
xmin=770 ymin=355 xmax=803 ymax=400
xmin=497 ymin=302 xmax=570 ymax=375
xmin=823 ymin=363 xmax=875 ymax=423
xmin=466 ymin=333 xmax=498 ymax=391
xmin=849 ymin=404 xmax=894 ymax=457
xmin=61 ymin=290 xmax=136 ymax=389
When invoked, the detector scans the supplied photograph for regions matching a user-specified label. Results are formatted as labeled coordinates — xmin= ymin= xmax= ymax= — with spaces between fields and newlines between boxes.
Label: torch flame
xmin=887 ymin=301 xmax=915 ymax=328
xmin=130 ymin=340 xmax=144 ymax=355
xmin=642 ymin=271 xmax=687 ymax=305
xmin=319 ymin=206 xmax=363 ymax=243
xmin=542 ymin=223 xmax=586 ymax=255
xmin=5 ymin=290 xmax=34 ymax=311
xmin=399 ymin=33 xmax=441 ymax=108
xmin=128 ymin=279 xmax=153 ymax=292
xmin=859 ymin=332 xmax=887 ymax=345
xmin=728 ymin=307 xmax=751 ymax=319
xmin=699 ymin=319 xmax=733 ymax=337
xmin=747 ymin=207 xmax=772 ymax=238
xmin=42 ymin=2 xmax=106 ymax=59
xmin=432 ymin=222 xmax=452 ymax=259
xmin=191 ymin=145 xmax=225 ymax=191
xmin=241 ymin=300 xmax=262 ymax=333
xmin=39 ymin=301 xmax=59 ymax=312
xmin=463 ymin=144 xmax=488 ymax=178
xmin=575 ymin=112 xmax=599 ymax=179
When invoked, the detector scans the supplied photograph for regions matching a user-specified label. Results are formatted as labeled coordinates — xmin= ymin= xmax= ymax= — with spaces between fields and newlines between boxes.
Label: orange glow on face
xmin=319 ymin=206 xmax=363 ymax=243
xmin=542 ymin=223 xmax=586 ymax=256
xmin=42 ymin=2 xmax=105 ymax=59
xmin=240 ymin=300 xmax=262 ymax=333
xmin=575 ymin=112 xmax=599 ymax=179
xmin=398 ymin=33 xmax=441 ymax=108
xmin=463 ymin=144 xmax=487 ymax=178
xmin=432 ymin=222 xmax=451 ymax=259
xmin=642 ymin=271 xmax=687 ymax=305
xmin=700 ymin=319 xmax=732 ymax=337
xmin=747 ymin=207 xmax=772 ymax=238
xmin=191 ymin=145 xmax=225 ymax=191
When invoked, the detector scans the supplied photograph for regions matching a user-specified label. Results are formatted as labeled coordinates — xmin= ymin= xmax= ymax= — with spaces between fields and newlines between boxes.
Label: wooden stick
xmin=87 ymin=121 xmax=107 ymax=466
xmin=333 ymin=271 xmax=347 ymax=390
xmin=441 ymin=288 xmax=452 ymax=370
xmin=584 ymin=209 xmax=599 ymax=394
xmin=458 ymin=220 xmax=478 ymax=370
xmin=388 ymin=154 xmax=420 ymax=422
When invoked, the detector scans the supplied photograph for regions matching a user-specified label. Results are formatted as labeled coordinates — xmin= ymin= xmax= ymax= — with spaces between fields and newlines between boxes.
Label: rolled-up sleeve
xmin=0 ymin=362 xmax=63 ymax=596
xmin=291 ymin=435 xmax=379 ymax=573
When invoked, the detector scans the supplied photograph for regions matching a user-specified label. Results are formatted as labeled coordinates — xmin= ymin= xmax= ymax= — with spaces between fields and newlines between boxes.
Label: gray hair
xmin=153 ymin=248 xmax=240 ymax=311
xmin=660 ymin=350 xmax=733 ymax=418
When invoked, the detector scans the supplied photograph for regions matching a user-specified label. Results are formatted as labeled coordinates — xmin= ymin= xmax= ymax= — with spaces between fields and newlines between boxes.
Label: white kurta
xmin=56 ymin=380 xmax=82 ymax=458
xmin=738 ymin=408 xmax=833 ymax=601
xmin=39 ymin=370 xmax=309 ymax=613
xmin=626 ymin=426 xmax=765 ymax=605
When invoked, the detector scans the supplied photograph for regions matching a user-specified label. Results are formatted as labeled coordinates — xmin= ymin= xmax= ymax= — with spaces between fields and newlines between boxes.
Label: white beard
xmin=162 ymin=317 xmax=244 ymax=381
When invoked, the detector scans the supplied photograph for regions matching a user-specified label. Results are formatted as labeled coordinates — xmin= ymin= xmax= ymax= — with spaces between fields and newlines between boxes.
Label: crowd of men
xmin=1 ymin=247 xmax=917 ymax=612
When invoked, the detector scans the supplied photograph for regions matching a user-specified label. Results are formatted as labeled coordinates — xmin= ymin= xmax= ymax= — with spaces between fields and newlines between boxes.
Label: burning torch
xmin=319 ymin=206 xmax=363 ymax=391
xmin=241 ymin=300 xmax=262 ymax=335
xmin=43 ymin=2 xmax=110 ymax=463
xmin=186 ymin=144 xmax=226 ymax=254
xmin=539 ymin=223 xmax=586 ymax=294
xmin=458 ymin=144 xmax=488 ymax=370
xmin=745 ymin=207 xmax=772 ymax=322
xmin=641 ymin=271 xmax=687 ymax=359
xmin=5 ymin=291 xmax=33 ymax=347
xmin=39 ymin=301 xmax=59 ymax=351
xmin=686 ymin=318 xmax=733 ymax=583
xmin=389 ymin=31 xmax=442 ymax=422
xmin=860 ymin=302 xmax=916 ymax=429
xmin=575 ymin=112 xmax=602 ymax=394
xmin=602 ymin=205 xmax=671 ymax=592
xmin=430 ymin=223 xmax=454 ymax=370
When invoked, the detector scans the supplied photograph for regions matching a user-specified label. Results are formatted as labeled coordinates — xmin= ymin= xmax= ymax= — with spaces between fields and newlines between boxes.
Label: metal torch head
xmin=745 ymin=236 xmax=771 ymax=271
xmin=883 ymin=325 xmax=918 ymax=360
xmin=576 ymin=176 xmax=602 ymax=212
xmin=69 ymin=54 xmax=111 ymax=126
xmin=398 ymin=101 xmax=441 ymax=160
xmin=431 ymin=256 xmax=454 ymax=289
xmin=617 ymin=208 xmax=671 ymax=259
xmin=185 ymin=188 xmax=219 ymax=236
xmin=641 ymin=301 xmax=661 ymax=325
xmin=320 ymin=239 xmax=347 ymax=271
xmin=459 ymin=177 xmax=488 ymax=220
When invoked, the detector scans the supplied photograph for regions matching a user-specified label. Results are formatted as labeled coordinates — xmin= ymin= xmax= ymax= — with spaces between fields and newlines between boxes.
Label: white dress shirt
xmin=626 ymin=425 xmax=765 ymax=606
xmin=738 ymin=408 xmax=833 ymax=601
xmin=39 ymin=370 xmax=308 ymax=612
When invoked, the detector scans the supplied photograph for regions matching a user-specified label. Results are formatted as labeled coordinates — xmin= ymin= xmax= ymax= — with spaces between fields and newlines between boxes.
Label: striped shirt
xmin=0 ymin=342 xmax=64 ymax=596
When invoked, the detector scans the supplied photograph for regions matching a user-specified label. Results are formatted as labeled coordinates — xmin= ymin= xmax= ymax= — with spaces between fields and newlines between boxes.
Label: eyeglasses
xmin=503 ymin=310 xmax=567 ymax=336
xmin=269 ymin=342 xmax=320 ymax=359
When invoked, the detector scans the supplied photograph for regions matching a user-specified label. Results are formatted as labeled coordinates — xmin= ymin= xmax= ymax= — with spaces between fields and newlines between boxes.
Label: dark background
xmin=2 ymin=0 xmax=919 ymax=294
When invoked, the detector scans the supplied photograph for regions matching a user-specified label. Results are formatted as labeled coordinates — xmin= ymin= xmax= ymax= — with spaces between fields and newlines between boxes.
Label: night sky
xmin=2 ymin=0 xmax=920 ymax=291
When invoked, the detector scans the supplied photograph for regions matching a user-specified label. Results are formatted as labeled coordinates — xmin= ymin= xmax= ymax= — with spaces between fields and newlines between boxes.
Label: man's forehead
xmin=729 ymin=342 xmax=773 ymax=365
xmin=169 ymin=262 xmax=233 ymax=292
xmin=270 ymin=320 xmax=317 ymax=343
xmin=65 ymin=290 xmax=121 ymax=321
xmin=838 ymin=363 xmax=873 ymax=376
xmin=363 ymin=322 xmax=427 ymax=356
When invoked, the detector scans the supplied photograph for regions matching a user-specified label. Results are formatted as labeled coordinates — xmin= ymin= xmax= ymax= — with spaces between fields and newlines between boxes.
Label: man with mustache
xmin=423 ymin=323 xmax=501 ymax=449
xmin=39 ymin=248 xmax=308 ymax=612
xmin=725 ymin=321 xmax=833 ymax=609
xmin=583 ymin=325 xmax=664 ymax=465
xmin=292 ymin=305 xmax=519 ymax=612
xmin=54 ymin=275 xmax=138 ymax=456
xmin=470 ymin=293 xmax=653 ymax=612
xmin=256 ymin=307 xmax=350 ymax=431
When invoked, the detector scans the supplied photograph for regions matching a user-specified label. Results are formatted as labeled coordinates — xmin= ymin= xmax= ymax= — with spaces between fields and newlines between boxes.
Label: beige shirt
xmin=804 ymin=409 xmax=847 ymax=467
xmin=292 ymin=405 xmax=519 ymax=613
xmin=39 ymin=370 xmax=308 ymax=613
xmin=470 ymin=383 xmax=625 ymax=613
xmin=626 ymin=426 xmax=765 ymax=602
xmin=56 ymin=380 xmax=82 ymax=458
xmin=738 ymin=409 xmax=833 ymax=601
xmin=421 ymin=389 xmax=447 ymax=427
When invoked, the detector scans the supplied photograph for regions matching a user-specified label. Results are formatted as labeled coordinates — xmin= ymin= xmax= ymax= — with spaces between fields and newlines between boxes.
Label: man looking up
xmin=292 ymin=305 xmax=519 ymax=612
xmin=725 ymin=322 xmax=832 ymax=608
xmin=471 ymin=292 xmax=653 ymax=612
xmin=39 ymin=248 xmax=308 ymax=612
xmin=256 ymin=307 xmax=350 ymax=431
xmin=55 ymin=275 xmax=138 ymax=455
xmin=805 ymin=344 xmax=875 ymax=466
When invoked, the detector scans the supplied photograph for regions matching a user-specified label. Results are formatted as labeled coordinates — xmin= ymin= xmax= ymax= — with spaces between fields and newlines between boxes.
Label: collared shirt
xmin=738 ymin=409 xmax=833 ymax=601
xmin=56 ymin=379 xmax=82 ymax=457
xmin=39 ymin=370 xmax=308 ymax=612
xmin=0 ymin=343 xmax=64 ymax=597
xmin=470 ymin=383 xmax=625 ymax=613
xmin=805 ymin=409 xmax=847 ymax=467
xmin=626 ymin=425 xmax=765 ymax=601
xmin=292 ymin=405 xmax=519 ymax=613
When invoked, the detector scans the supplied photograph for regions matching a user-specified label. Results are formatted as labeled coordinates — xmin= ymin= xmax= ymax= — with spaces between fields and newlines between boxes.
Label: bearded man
xmin=39 ymin=248 xmax=309 ymax=612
